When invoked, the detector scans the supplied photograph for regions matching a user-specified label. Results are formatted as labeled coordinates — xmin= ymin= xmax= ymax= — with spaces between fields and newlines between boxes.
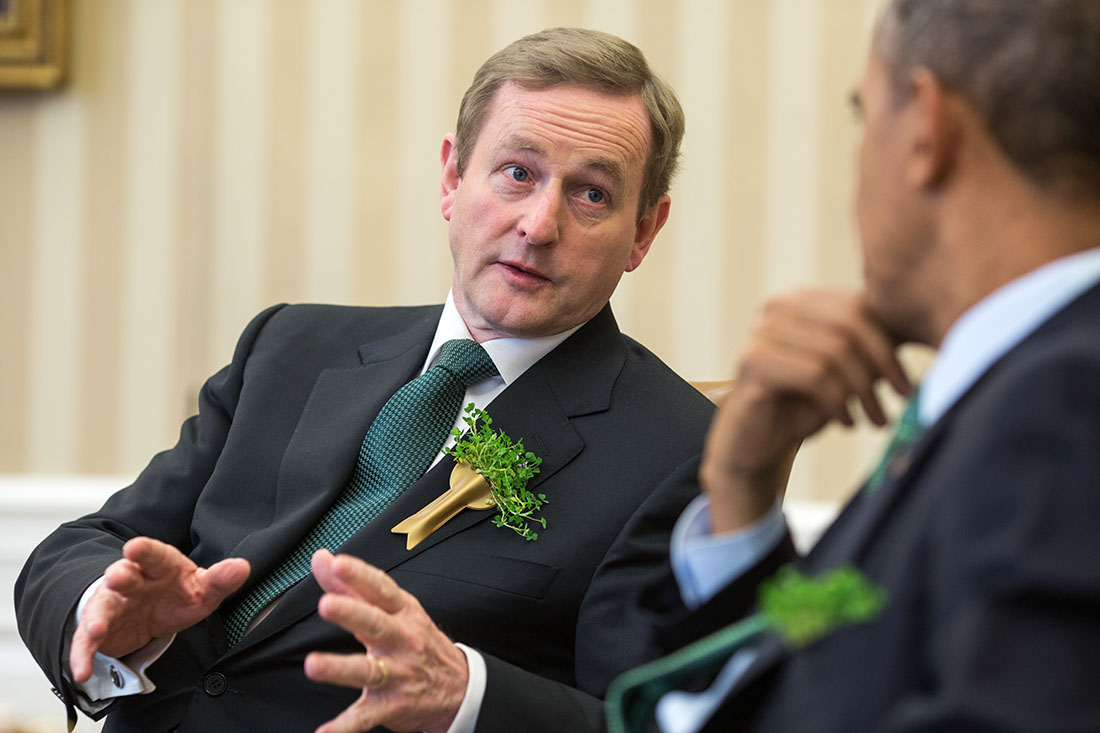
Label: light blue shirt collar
xmin=920 ymin=247 xmax=1100 ymax=426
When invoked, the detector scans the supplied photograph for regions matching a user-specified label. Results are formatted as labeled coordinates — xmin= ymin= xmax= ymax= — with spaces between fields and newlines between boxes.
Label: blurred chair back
xmin=690 ymin=380 xmax=733 ymax=405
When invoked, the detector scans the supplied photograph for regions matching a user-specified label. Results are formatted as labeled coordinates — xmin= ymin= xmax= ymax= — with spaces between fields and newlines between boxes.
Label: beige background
xmin=0 ymin=0 xmax=928 ymax=503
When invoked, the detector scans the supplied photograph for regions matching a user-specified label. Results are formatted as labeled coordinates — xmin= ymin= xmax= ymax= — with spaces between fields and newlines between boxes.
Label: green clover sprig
xmin=445 ymin=404 xmax=546 ymax=541
xmin=759 ymin=565 xmax=887 ymax=648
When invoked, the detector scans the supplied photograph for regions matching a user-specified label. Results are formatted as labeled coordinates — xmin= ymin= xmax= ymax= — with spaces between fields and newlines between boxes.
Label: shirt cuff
xmin=74 ymin=577 xmax=175 ymax=702
xmin=440 ymin=643 xmax=485 ymax=733
xmin=670 ymin=495 xmax=787 ymax=608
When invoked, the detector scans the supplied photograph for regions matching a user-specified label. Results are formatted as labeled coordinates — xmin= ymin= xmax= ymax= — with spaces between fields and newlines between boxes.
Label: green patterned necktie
xmin=863 ymin=387 xmax=923 ymax=494
xmin=223 ymin=339 xmax=498 ymax=648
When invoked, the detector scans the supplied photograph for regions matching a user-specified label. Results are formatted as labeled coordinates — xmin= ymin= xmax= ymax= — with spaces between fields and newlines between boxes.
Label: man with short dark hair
xmin=604 ymin=0 xmax=1100 ymax=730
xmin=15 ymin=28 xmax=714 ymax=732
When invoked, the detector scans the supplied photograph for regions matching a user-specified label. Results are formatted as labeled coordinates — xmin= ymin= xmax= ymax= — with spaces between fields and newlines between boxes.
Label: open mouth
xmin=498 ymin=261 xmax=550 ymax=284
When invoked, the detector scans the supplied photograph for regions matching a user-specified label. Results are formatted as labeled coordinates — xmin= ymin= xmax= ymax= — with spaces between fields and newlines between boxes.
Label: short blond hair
xmin=455 ymin=27 xmax=685 ymax=218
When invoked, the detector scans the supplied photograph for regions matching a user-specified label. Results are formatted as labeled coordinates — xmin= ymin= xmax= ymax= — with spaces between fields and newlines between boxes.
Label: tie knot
xmin=435 ymin=339 xmax=498 ymax=387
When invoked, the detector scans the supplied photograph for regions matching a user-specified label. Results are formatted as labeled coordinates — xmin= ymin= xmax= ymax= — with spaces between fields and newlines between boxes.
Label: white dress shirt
xmin=658 ymin=246 xmax=1100 ymax=732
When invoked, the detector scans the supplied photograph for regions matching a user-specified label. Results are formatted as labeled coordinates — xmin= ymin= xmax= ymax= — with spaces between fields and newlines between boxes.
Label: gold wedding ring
xmin=373 ymin=656 xmax=389 ymax=689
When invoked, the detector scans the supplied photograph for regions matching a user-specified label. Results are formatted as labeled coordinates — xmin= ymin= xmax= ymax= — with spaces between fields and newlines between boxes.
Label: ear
xmin=625 ymin=194 xmax=671 ymax=272
xmin=440 ymin=133 xmax=460 ymax=222
xmin=905 ymin=68 xmax=956 ymax=188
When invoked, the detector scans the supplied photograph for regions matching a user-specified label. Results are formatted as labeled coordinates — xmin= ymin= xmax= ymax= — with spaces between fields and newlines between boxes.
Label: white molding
xmin=0 ymin=474 xmax=129 ymax=512
xmin=1 ymin=476 xmax=126 ymax=731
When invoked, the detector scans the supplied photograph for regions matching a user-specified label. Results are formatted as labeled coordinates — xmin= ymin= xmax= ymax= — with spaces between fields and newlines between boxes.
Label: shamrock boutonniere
xmin=391 ymin=405 xmax=545 ymax=549
xmin=445 ymin=404 xmax=546 ymax=539
xmin=759 ymin=565 xmax=887 ymax=648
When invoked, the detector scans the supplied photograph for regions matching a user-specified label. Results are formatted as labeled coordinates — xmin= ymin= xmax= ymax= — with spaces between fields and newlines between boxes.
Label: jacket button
xmin=202 ymin=672 xmax=227 ymax=697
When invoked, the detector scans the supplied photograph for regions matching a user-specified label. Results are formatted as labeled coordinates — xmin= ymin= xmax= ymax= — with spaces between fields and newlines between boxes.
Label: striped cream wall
xmin=0 ymin=0 xmax=926 ymax=502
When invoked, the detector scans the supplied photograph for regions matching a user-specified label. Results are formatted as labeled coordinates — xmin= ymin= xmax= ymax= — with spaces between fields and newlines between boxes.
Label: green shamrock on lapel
xmin=759 ymin=565 xmax=887 ymax=648
xmin=445 ymin=404 xmax=546 ymax=541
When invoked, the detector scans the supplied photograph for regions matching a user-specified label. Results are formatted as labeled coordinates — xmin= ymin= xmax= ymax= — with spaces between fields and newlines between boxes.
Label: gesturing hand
xmin=69 ymin=537 xmax=250 ymax=683
xmin=304 ymin=549 xmax=469 ymax=733
xmin=701 ymin=290 xmax=913 ymax=532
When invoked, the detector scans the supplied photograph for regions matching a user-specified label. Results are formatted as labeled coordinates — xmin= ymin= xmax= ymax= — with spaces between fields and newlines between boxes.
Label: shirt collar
xmin=920 ymin=246 xmax=1100 ymax=426
xmin=422 ymin=291 xmax=583 ymax=385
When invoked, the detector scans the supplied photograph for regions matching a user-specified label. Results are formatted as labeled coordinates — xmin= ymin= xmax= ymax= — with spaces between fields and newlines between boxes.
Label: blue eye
xmin=506 ymin=166 xmax=529 ymax=182
xmin=586 ymin=188 xmax=605 ymax=204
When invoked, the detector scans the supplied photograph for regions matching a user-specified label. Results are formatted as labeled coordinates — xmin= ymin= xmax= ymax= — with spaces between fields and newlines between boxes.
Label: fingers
xmin=766 ymin=324 xmax=885 ymax=426
xmin=307 ymin=560 xmax=470 ymax=733
xmin=310 ymin=549 xmax=356 ymax=597
xmin=199 ymin=557 xmax=251 ymax=599
xmin=317 ymin=591 xmax=401 ymax=650
xmin=69 ymin=579 xmax=126 ymax=683
xmin=745 ymin=290 xmax=911 ymax=427
xmin=120 ymin=536 xmax=181 ymax=579
xmin=311 ymin=550 xmax=404 ymax=614
xmin=71 ymin=541 xmax=249 ymax=683
xmin=101 ymin=556 xmax=148 ymax=595
xmin=69 ymin=629 xmax=95 ymax=683
xmin=70 ymin=613 xmax=108 ymax=683
xmin=108 ymin=541 xmax=247 ymax=610
xmin=312 ymin=551 xmax=407 ymax=648
xmin=699 ymin=289 xmax=914 ymax=533
xmin=743 ymin=337 xmax=864 ymax=427
xmin=105 ymin=537 xmax=191 ymax=596
xmin=304 ymin=651 xmax=389 ymax=691
xmin=852 ymin=297 xmax=913 ymax=397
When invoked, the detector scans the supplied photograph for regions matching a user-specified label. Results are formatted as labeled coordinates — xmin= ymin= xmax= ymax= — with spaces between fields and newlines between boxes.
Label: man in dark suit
xmin=15 ymin=28 xmax=715 ymax=732
xmin=601 ymin=1 xmax=1100 ymax=730
xmin=439 ymin=2 xmax=1100 ymax=732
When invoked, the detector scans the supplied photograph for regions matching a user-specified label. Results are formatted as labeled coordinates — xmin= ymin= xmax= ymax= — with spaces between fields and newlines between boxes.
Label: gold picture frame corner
xmin=0 ymin=0 xmax=70 ymax=92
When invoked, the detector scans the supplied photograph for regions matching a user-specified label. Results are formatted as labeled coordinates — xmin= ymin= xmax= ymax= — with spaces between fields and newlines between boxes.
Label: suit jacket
xmin=15 ymin=302 xmax=715 ymax=732
xmin=633 ymin=281 xmax=1100 ymax=732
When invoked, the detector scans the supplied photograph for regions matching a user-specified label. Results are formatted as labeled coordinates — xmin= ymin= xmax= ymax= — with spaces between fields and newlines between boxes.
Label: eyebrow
xmin=497 ymin=135 xmax=626 ymax=193
xmin=585 ymin=157 xmax=626 ymax=194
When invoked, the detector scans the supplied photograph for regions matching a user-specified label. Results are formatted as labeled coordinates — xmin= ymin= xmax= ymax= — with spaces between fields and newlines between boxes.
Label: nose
xmin=517 ymin=186 xmax=562 ymax=246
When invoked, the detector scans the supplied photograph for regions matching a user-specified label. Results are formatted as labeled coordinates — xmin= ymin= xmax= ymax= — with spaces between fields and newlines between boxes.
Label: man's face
xmin=440 ymin=82 xmax=669 ymax=341
xmin=853 ymin=50 xmax=937 ymax=343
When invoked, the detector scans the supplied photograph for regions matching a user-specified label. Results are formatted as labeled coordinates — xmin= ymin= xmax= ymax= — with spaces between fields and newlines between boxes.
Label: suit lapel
xmin=223 ymin=314 xmax=436 ymax=596
xmin=372 ymin=302 xmax=625 ymax=560
xmin=701 ymin=413 xmax=950 ymax=699
xmin=363 ymin=363 xmax=586 ymax=559
xmin=803 ymin=421 xmax=946 ymax=572
xmin=226 ymin=305 xmax=626 ymax=655
xmin=363 ymin=303 xmax=625 ymax=562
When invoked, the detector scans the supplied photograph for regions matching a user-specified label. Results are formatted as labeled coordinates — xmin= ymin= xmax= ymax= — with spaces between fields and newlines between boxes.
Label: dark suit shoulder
xmin=946 ymin=286 xmax=1100 ymax=452
xmin=932 ymin=301 xmax=1100 ymax=539
xmin=251 ymin=302 xmax=443 ymax=353
xmin=615 ymin=333 xmax=717 ymax=428
xmin=825 ymin=290 xmax=1100 ymax=732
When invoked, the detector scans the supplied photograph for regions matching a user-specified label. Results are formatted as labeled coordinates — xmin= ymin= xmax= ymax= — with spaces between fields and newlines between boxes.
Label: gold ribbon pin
xmin=391 ymin=462 xmax=496 ymax=550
